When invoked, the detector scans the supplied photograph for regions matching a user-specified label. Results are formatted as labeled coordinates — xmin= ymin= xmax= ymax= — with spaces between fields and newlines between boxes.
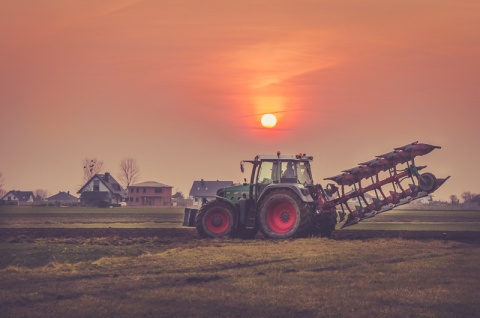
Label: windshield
xmin=257 ymin=160 xmax=313 ymax=185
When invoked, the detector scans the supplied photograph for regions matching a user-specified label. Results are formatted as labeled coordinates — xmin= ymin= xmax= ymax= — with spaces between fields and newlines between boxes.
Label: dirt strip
xmin=1 ymin=228 xmax=479 ymax=243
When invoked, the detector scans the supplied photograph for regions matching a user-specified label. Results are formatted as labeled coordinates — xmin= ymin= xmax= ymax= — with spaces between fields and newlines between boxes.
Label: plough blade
xmin=323 ymin=142 xmax=449 ymax=229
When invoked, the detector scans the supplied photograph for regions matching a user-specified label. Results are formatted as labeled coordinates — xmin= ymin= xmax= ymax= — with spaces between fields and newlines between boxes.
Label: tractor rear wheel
xmin=258 ymin=189 xmax=313 ymax=239
xmin=195 ymin=200 xmax=236 ymax=238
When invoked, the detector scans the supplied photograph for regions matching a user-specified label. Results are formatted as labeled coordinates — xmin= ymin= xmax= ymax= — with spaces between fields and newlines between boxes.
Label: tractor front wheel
xmin=195 ymin=200 xmax=236 ymax=238
xmin=258 ymin=189 xmax=312 ymax=239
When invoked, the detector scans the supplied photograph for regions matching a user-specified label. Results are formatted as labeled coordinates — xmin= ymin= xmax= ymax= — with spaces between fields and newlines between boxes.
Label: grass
xmin=1 ymin=238 xmax=479 ymax=317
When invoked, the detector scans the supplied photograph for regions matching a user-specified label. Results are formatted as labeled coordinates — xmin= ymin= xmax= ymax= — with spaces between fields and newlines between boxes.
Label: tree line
xmin=449 ymin=192 xmax=480 ymax=205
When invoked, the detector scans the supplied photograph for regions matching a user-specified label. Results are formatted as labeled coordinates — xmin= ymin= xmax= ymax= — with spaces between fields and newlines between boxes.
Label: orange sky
xmin=1 ymin=0 xmax=479 ymax=200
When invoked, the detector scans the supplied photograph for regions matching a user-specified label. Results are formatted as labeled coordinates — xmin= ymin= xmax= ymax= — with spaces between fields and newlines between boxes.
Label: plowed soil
xmin=1 ymin=228 xmax=479 ymax=243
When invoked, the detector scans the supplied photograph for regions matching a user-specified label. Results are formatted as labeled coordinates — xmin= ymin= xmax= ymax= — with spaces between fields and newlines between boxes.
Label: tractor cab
xmin=241 ymin=153 xmax=315 ymax=201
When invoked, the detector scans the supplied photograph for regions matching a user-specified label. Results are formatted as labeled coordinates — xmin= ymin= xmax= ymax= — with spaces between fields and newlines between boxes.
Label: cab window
xmin=297 ymin=161 xmax=313 ymax=185
xmin=257 ymin=161 xmax=279 ymax=184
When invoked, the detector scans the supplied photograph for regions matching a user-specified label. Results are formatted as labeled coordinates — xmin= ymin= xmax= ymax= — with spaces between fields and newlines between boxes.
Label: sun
xmin=261 ymin=113 xmax=277 ymax=128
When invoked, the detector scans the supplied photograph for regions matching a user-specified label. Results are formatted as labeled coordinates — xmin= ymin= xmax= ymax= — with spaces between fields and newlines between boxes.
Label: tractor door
xmin=254 ymin=161 xmax=279 ymax=199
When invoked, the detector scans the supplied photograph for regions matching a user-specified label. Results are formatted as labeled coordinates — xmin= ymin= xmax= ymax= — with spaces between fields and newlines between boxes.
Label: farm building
xmin=188 ymin=180 xmax=233 ymax=206
xmin=77 ymin=172 xmax=127 ymax=207
xmin=47 ymin=191 xmax=79 ymax=206
xmin=127 ymin=181 xmax=173 ymax=206
xmin=0 ymin=190 xmax=35 ymax=206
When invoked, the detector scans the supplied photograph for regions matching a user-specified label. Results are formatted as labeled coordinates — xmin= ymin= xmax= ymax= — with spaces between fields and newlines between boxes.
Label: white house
xmin=77 ymin=172 xmax=127 ymax=207
xmin=1 ymin=190 xmax=35 ymax=205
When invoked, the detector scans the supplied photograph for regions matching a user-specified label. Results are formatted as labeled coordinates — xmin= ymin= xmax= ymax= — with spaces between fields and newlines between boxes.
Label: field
xmin=1 ymin=206 xmax=480 ymax=317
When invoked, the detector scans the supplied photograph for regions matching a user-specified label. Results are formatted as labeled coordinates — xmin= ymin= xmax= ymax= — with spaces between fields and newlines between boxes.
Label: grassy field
xmin=1 ymin=206 xmax=480 ymax=317
xmin=1 ymin=237 xmax=479 ymax=317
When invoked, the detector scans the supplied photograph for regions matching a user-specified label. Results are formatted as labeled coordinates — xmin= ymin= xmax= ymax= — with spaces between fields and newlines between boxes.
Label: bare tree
xmin=82 ymin=157 xmax=104 ymax=183
xmin=35 ymin=189 xmax=49 ymax=201
xmin=449 ymin=194 xmax=459 ymax=205
xmin=0 ymin=172 xmax=5 ymax=197
xmin=118 ymin=157 xmax=140 ymax=188
xmin=461 ymin=191 xmax=476 ymax=204
xmin=172 ymin=189 xmax=185 ymax=199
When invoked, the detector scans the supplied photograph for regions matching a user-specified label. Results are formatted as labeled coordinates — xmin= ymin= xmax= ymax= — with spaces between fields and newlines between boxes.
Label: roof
xmin=1 ymin=190 xmax=34 ymax=202
xmin=243 ymin=153 xmax=314 ymax=162
xmin=129 ymin=181 xmax=173 ymax=188
xmin=77 ymin=173 xmax=127 ymax=198
xmin=47 ymin=191 xmax=79 ymax=201
xmin=189 ymin=180 xmax=233 ymax=198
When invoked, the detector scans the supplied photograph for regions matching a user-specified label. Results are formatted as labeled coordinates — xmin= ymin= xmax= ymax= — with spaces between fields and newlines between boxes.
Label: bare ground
xmin=1 ymin=228 xmax=480 ymax=243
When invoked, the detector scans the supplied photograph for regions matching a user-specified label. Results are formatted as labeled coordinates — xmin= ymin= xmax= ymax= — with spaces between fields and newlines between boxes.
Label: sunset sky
xmin=1 ymin=0 xmax=479 ymax=201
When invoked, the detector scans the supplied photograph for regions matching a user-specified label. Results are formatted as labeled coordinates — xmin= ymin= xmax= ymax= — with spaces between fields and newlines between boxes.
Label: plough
xmin=322 ymin=141 xmax=450 ymax=228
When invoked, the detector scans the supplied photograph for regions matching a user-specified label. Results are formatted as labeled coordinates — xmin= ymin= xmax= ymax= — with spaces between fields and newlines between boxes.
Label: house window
xmin=93 ymin=179 xmax=100 ymax=191
xmin=135 ymin=197 xmax=139 ymax=202
xmin=130 ymin=188 xmax=134 ymax=193
xmin=154 ymin=188 xmax=162 ymax=193
xmin=143 ymin=188 xmax=146 ymax=193
xmin=129 ymin=197 xmax=133 ymax=202
xmin=136 ymin=188 xmax=139 ymax=193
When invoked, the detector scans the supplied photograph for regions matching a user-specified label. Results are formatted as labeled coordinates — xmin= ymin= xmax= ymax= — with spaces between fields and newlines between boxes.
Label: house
xmin=47 ymin=191 xmax=79 ymax=206
xmin=188 ymin=180 xmax=233 ymax=206
xmin=127 ymin=181 xmax=173 ymax=206
xmin=77 ymin=172 xmax=126 ymax=207
xmin=0 ymin=190 xmax=35 ymax=205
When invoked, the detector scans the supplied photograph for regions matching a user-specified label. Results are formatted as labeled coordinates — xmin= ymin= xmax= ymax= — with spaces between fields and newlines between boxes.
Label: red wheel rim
xmin=205 ymin=209 xmax=231 ymax=234
xmin=266 ymin=201 xmax=296 ymax=233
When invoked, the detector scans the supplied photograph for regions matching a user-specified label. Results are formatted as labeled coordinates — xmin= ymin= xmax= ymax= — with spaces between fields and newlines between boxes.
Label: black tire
xmin=195 ymin=200 xmax=236 ymax=238
xmin=257 ymin=189 xmax=313 ymax=239
xmin=418 ymin=172 xmax=437 ymax=192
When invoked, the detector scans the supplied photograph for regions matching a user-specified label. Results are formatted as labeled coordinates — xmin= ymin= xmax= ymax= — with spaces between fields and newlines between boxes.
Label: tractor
xmin=183 ymin=142 xmax=449 ymax=239
xmin=184 ymin=152 xmax=335 ymax=239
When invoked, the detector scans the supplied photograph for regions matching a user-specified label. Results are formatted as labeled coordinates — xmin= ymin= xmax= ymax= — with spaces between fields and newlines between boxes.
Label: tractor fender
xmin=214 ymin=195 xmax=251 ymax=226
xmin=214 ymin=196 xmax=238 ymax=210
xmin=257 ymin=184 xmax=315 ymax=205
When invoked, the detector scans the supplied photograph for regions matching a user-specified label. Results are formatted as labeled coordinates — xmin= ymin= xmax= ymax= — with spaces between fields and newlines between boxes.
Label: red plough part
xmin=322 ymin=142 xmax=450 ymax=228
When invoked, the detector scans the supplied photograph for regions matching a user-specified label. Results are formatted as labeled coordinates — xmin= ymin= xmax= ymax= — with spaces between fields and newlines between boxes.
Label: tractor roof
xmin=243 ymin=153 xmax=313 ymax=163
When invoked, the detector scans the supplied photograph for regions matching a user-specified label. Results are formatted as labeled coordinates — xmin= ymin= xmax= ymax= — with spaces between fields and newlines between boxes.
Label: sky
xmin=1 ymin=0 xmax=479 ymax=201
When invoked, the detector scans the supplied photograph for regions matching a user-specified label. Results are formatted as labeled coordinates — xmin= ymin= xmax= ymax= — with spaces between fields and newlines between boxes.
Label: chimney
xmin=104 ymin=172 xmax=110 ymax=182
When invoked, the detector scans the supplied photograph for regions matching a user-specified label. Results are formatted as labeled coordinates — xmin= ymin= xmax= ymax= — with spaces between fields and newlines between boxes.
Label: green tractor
xmin=183 ymin=152 xmax=337 ymax=239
